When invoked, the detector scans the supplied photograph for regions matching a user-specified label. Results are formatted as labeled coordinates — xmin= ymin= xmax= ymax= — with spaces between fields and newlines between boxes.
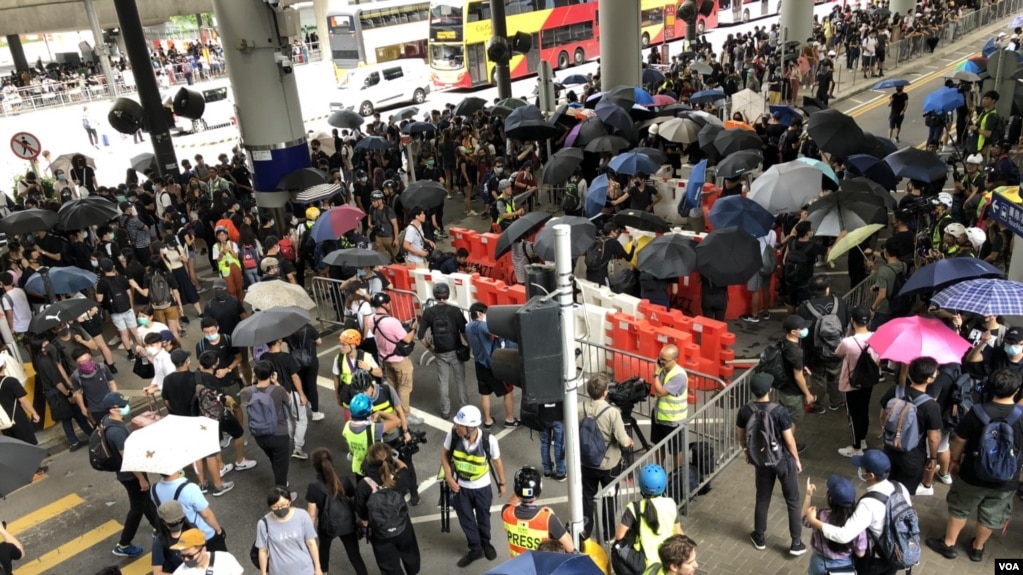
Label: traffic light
xmin=172 ymin=87 xmax=206 ymax=120
xmin=677 ymin=0 xmax=714 ymax=21
xmin=108 ymin=97 xmax=144 ymax=134
xmin=697 ymin=0 xmax=715 ymax=17
xmin=509 ymin=31 xmax=532 ymax=55
xmin=487 ymin=296 xmax=564 ymax=404
xmin=487 ymin=35 xmax=510 ymax=65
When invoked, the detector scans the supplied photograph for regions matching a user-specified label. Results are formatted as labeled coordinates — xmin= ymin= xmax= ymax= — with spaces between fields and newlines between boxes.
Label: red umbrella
xmin=652 ymin=94 xmax=677 ymax=107
xmin=308 ymin=205 xmax=366 ymax=242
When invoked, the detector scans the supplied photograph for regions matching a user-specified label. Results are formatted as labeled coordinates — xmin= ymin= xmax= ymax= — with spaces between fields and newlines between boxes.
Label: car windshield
xmin=430 ymin=44 xmax=464 ymax=70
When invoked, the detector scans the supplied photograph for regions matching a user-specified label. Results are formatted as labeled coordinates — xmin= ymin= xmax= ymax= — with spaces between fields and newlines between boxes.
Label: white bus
xmin=327 ymin=0 xmax=432 ymax=82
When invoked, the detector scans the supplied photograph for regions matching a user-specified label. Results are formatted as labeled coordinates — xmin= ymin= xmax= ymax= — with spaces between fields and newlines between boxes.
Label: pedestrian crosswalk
xmin=3 ymin=491 xmax=152 ymax=575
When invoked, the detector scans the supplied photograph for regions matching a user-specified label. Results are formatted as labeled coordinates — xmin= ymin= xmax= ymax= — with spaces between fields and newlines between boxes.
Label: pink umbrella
xmin=308 ymin=205 xmax=365 ymax=242
xmin=653 ymin=94 xmax=677 ymax=107
xmin=866 ymin=316 xmax=971 ymax=365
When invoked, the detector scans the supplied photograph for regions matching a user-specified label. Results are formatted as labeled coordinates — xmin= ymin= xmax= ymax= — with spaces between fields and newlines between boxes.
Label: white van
xmin=331 ymin=59 xmax=430 ymax=117
xmin=167 ymin=83 xmax=236 ymax=134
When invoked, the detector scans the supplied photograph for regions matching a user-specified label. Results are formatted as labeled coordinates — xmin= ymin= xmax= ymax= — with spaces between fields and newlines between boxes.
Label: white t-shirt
xmin=172 ymin=551 xmax=244 ymax=575
xmin=403 ymin=224 xmax=427 ymax=263
xmin=331 ymin=350 xmax=379 ymax=377
xmin=443 ymin=429 xmax=501 ymax=489
xmin=2 ymin=287 xmax=32 ymax=332
xmin=756 ymin=229 xmax=777 ymax=258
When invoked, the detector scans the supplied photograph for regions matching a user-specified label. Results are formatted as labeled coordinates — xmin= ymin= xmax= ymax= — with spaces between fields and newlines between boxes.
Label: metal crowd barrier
xmin=309 ymin=277 xmax=425 ymax=330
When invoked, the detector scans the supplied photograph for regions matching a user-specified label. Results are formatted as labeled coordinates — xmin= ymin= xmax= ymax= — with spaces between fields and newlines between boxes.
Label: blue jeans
xmin=540 ymin=421 xmax=566 ymax=476
xmin=61 ymin=410 xmax=94 ymax=445
xmin=809 ymin=552 xmax=855 ymax=575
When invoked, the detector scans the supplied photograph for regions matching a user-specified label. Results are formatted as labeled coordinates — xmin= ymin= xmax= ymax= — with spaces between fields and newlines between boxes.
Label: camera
xmin=395 ymin=429 xmax=428 ymax=458
xmin=606 ymin=377 xmax=652 ymax=420
xmin=274 ymin=53 xmax=293 ymax=74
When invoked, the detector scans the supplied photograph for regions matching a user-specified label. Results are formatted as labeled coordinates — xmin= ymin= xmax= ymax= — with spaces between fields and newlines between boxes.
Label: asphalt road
xmin=0 ymin=29 xmax=992 ymax=575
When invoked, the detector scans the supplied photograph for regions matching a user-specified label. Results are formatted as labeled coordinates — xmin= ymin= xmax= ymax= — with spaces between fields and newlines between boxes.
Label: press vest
xmin=502 ymin=505 xmax=553 ymax=557
xmin=978 ymin=109 xmax=996 ymax=149
xmin=931 ymin=213 xmax=952 ymax=248
xmin=635 ymin=497 xmax=678 ymax=566
xmin=654 ymin=364 xmax=688 ymax=424
xmin=341 ymin=420 xmax=376 ymax=475
xmin=642 ymin=563 xmax=666 ymax=575
xmin=497 ymin=198 xmax=516 ymax=224
xmin=451 ymin=431 xmax=491 ymax=481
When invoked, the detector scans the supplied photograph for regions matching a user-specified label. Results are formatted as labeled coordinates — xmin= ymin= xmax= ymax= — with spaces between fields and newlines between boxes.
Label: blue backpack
xmin=579 ymin=406 xmax=612 ymax=468
xmin=862 ymin=482 xmax=921 ymax=570
xmin=971 ymin=404 xmax=1023 ymax=483
xmin=247 ymin=386 xmax=279 ymax=437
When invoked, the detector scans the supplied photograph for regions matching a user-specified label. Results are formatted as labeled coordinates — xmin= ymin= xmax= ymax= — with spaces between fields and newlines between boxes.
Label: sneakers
xmin=552 ymin=473 xmax=567 ymax=483
xmin=926 ymin=537 xmax=958 ymax=559
xmin=69 ymin=441 xmax=84 ymax=452
xmin=199 ymin=483 xmax=209 ymax=495
xmin=483 ymin=542 xmax=498 ymax=561
xmin=483 ymin=420 xmax=495 ymax=429
xmin=758 ymin=310 xmax=770 ymax=321
xmin=740 ymin=314 xmax=760 ymax=323
xmin=457 ymin=552 xmax=483 ymax=568
xmin=789 ymin=539 xmax=807 ymax=556
xmin=291 ymin=450 xmax=309 ymax=460
xmin=543 ymin=470 xmax=552 ymax=478
xmin=211 ymin=481 xmax=235 ymax=497
xmin=828 ymin=403 xmax=846 ymax=411
xmin=750 ymin=531 xmax=766 ymax=550
xmin=937 ymin=473 xmax=953 ymax=485
xmin=503 ymin=419 xmax=521 ymax=428
xmin=112 ymin=544 xmax=144 ymax=557
xmin=838 ymin=446 xmax=864 ymax=458
xmin=967 ymin=538 xmax=984 ymax=562
xmin=220 ymin=432 xmax=232 ymax=449
xmin=311 ymin=411 xmax=325 ymax=421
xmin=807 ymin=403 xmax=826 ymax=415
xmin=220 ymin=463 xmax=234 ymax=477
xmin=234 ymin=459 xmax=258 ymax=471
xmin=916 ymin=484 xmax=934 ymax=496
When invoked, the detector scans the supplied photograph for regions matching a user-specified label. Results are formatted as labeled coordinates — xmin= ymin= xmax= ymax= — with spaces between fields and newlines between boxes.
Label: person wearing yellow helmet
xmin=306 ymin=206 xmax=321 ymax=222
xmin=332 ymin=328 xmax=381 ymax=412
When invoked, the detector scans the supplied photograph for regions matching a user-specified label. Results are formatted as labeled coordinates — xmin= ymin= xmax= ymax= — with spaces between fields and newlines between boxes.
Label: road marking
xmin=6 ymin=494 xmax=84 ymax=536
xmin=844 ymin=55 xmax=975 ymax=118
xmin=18 ymin=520 xmax=122 ymax=575
xmin=120 ymin=555 xmax=154 ymax=575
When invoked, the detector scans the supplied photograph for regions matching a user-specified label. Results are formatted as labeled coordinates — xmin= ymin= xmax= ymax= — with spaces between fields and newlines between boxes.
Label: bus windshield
xmin=430 ymin=0 xmax=463 ymax=26
xmin=328 ymin=15 xmax=354 ymax=33
xmin=430 ymin=44 xmax=464 ymax=69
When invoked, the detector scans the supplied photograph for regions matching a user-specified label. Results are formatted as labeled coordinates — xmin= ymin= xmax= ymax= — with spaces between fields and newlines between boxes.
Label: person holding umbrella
xmin=28 ymin=335 xmax=93 ymax=449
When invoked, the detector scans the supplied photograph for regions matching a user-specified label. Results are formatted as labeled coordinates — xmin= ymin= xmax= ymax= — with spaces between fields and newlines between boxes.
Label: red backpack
xmin=241 ymin=245 xmax=259 ymax=270
xmin=278 ymin=237 xmax=297 ymax=262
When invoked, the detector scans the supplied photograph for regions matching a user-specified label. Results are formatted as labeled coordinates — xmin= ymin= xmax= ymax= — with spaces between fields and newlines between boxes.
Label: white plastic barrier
xmin=410 ymin=267 xmax=435 ymax=303
xmin=574 ymin=302 xmax=613 ymax=375
xmin=576 ymin=278 xmax=606 ymax=307
xmin=610 ymin=292 xmax=642 ymax=318
xmin=447 ymin=272 xmax=476 ymax=311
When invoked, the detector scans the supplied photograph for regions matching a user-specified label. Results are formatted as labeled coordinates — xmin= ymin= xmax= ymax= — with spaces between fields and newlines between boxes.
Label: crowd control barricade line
xmin=310 ymin=278 xmax=425 ymax=331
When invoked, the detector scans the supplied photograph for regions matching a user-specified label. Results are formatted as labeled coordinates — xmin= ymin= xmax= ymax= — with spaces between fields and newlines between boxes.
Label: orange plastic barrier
xmin=505 ymin=284 xmax=527 ymax=305
xmin=384 ymin=265 xmax=412 ymax=291
xmin=472 ymin=276 xmax=508 ymax=307
xmin=449 ymin=227 xmax=472 ymax=254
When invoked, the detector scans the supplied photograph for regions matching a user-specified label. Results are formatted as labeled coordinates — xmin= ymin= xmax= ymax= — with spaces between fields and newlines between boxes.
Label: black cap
xmin=1005 ymin=326 xmax=1022 ymax=344
xmin=850 ymin=305 xmax=871 ymax=326
xmin=99 ymin=258 xmax=115 ymax=271
xmin=170 ymin=349 xmax=191 ymax=366
xmin=782 ymin=315 xmax=810 ymax=332
xmin=750 ymin=373 xmax=774 ymax=396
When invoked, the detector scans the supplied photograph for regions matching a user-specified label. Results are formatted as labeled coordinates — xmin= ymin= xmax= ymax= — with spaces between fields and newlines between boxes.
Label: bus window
xmin=430 ymin=44 xmax=464 ymax=69
xmin=431 ymin=0 xmax=463 ymax=26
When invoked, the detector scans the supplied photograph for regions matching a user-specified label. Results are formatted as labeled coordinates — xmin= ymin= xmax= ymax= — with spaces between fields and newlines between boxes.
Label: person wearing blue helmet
xmin=613 ymin=463 xmax=685 ymax=570
xmin=342 ymin=386 xmax=402 ymax=480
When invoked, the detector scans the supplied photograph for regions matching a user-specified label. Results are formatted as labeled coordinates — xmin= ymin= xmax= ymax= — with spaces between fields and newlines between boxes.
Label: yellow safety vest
xmin=450 ymin=430 xmax=491 ymax=481
xmin=217 ymin=251 xmax=241 ymax=277
xmin=978 ymin=110 xmax=995 ymax=150
xmin=654 ymin=364 xmax=688 ymax=424
xmin=642 ymin=563 xmax=666 ymax=575
xmin=503 ymin=505 xmax=553 ymax=557
xmin=931 ymin=213 xmax=952 ymax=247
xmin=497 ymin=198 xmax=516 ymax=224
xmin=341 ymin=420 xmax=376 ymax=475
xmin=634 ymin=497 xmax=678 ymax=567
xmin=337 ymin=351 xmax=374 ymax=388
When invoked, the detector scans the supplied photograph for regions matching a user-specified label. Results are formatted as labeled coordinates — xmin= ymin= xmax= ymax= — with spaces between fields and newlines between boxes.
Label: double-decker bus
xmin=716 ymin=0 xmax=834 ymax=26
xmin=327 ymin=0 xmax=432 ymax=82
xmin=641 ymin=0 xmax=719 ymax=45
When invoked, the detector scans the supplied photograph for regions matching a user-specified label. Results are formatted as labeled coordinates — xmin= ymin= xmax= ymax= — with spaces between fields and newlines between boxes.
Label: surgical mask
xmin=291 ymin=218 xmax=299 ymax=226
xmin=1005 ymin=344 xmax=1023 ymax=357
xmin=360 ymin=177 xmax=368 ymax=183
xmin=356 ymin=269 xmax=366 ymax=277
xmin=79 ymin=360 xmax=97 ymax=375
xmin=138 ymin=318 xmax=149 ymax=327
xmin=204 ymin=333 xmax=218 ymax=342
xmin=495 ymin=167 xmax=504 ymax=175
xmin=857 ymin=468 xmax=868 ymax=483
xmin=798 ymin=327 xmax=809 ymax=339
xmin=272 ymin=507 xmax=290 ymax=518
xmin=182 ymin=557 xmax=201 ymax=569
xmin=119 ymin=405 xmax=131 ymax=417
xmin=147 ymin=345 xmax=161 ymax=356
xmin=105 ymin=233 xmax=113 ymax=241
xmin=58 ymin=174 xmax=66 ymax=180
xmin=427 ymin=160 xmax=435 ymax=167
xmin=90 ymin=259 xmax=98 ymax=268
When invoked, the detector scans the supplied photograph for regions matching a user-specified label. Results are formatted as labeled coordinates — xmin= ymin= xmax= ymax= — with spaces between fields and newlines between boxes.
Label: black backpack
xmin=754 ymin=342 xmax=789 ymax=388
xmin=319 ymin=482 xmax=356 ymax=538
xmin=88 ymin=421 xmax=124 ymax=472
xmin=429 ymin=306 xmax=459 ymax=351
xmin=561 ymin=181 xmax=580 ymax=213
xmin=884 ymin=263 xmax=914 ymax=317
xmin=102 ymin=276 xmax=132 ymax=314
xmin=783 ymin=246 xmax=814 ymax=288
xmin=940 ymin=366 xmax=976 ymax=431
xmin=363 ymin=476 xmax=408 ymax=539
xmin=848 ymin=339 xmax=881 ymax=390
xmin=585 ymin=238 xmax=608 ymax=273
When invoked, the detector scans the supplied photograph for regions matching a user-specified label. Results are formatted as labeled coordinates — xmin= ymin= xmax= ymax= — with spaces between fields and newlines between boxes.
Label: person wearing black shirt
xmin=161 ymin=349 xmax=197 ymax=417
xmin=34 ymin=229 xmax=65 ymax=268
xmin=262 ymin=339 xmax=308 ymax=460
xmin=782 ymin=221 xmax=826 ymax=313
xmin=926 ymin=368 xmax=1023 ymax=562
xmin=877 ymin=358 xmax=943 ymax=496
xmin=288 ymin=324 xmax=324 ymax=421
xmin=699 ymin=275 xmax=728 ymax=321
xmin=639 ymin=271 xmax=671 ymax=309
xmin=584 ymin=224 xmax=636 ymax=286
xmin=888 ymin=86 xmax=909 ymax=143
xmin=202 ymin=278 xmax=248 ymax=345
xmin=775 ymin=316 xmax=816 ymax=449
xmin=626 ymin=174 xmax=658 ymax=212
xmin=416 ymin=283 xmax=468 ymax=418
xmin=964 ymin=325 xmax=1023 ymax=381
xmin=196 ymin=317 xmax=242 ymax=391
xmin=796 ymin=276 xmax=849 ymax=413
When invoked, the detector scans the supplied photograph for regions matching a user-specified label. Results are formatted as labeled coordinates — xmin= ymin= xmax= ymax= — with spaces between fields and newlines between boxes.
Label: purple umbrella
xmin=565 ymin=123 xmax=583 ymax=147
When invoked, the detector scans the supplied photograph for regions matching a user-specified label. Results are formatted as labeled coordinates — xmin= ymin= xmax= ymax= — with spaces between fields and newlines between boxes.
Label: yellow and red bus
xmin=327 ymin=0 xmax=431 ymax=83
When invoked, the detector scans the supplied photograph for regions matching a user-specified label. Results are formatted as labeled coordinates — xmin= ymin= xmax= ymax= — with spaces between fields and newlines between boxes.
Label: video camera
xmin=606 ymin=377 xmax=652 ymax=420
xmin=395 ymin=429 xmax=428 ymax=458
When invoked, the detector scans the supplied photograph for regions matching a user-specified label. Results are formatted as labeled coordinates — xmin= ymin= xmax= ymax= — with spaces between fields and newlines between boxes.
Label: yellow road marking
xmin=120 ymin=554 xmax=155 ymax=575
xmin=17 ymin=520 xmax=122 ymax=575
xmin=6 ymin=494 xmax=85 ymax=536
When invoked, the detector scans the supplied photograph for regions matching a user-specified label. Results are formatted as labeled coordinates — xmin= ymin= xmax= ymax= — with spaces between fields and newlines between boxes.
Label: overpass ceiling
xmin=0 ymin=0 xmax=215 ymax=37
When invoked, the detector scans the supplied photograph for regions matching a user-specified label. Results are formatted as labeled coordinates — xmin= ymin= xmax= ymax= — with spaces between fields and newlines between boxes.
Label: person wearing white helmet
xmin=939 ymin=222 xmax=967 ymax=258
xmin=927 ymin=192 xmax=954 ymax=254
xmin=958 ymin=154 xmax=987 ymax=222
xmin=440 ymin=404 xmax=507 ymax=568
xmin=964 ymin=227 xmax=987 ymax=255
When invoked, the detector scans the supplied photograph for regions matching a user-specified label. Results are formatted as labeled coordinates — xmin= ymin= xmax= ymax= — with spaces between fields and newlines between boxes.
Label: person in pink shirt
xmin=834 ymin=305 xmax=880 ymax=458
xmin=370 ymin=292 xmax=421 ymax=423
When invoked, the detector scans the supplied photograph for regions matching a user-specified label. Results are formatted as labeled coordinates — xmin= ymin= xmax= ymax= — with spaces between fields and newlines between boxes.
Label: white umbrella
xmin=121 ymin=415 xmax=221 ymax=475
xmin=49 ymin=153 xmax=96 ymax=175
xmin=294 ymin=183 xmax=343 ymax=204
xmin=748 ymin=161 xmax=824 ymax=215
xmin=308 ymin=131 xmax=336 ymax=156
xmin=246 ymin=279 xmax=316 ymax=310
xmin=730 ymin=88 xmax=765 ymax=121
xmin=657 ymin=118 xmax=701 ymax=144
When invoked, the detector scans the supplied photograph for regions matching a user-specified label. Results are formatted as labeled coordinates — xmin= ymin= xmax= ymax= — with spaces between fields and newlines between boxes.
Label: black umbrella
xmin=277 ymin=168 xmax=330 ymax=190
xmin=354 ymin=136 xmax=392 ymax=152
xmin=322 ymin=248 xmax=391 ymax=268
xmin=401 ymin=121 xmax=437 ymax=136
xmin=506 ymin=120 xmax=561 ymax=142
xmin=841 ymin=177 xmax=897 ymax=210
xmin=56 ymin=199 xmax=120 ymax=231
xmin=697 ymin=124 xmax=723 ymax=153
xmin=401 ymin=180 xmax=448 ymax=210
xmin=716 ymin=150 xmax=763 ymax=178
xmin=859 ymin=132 xmax=898 ymax=159
xmin=533 ymin=216 xmax=597 ymax=262
xmin=805 ymin=191 xmax=888 ymax=237
xmin=584 ymin=135 xmax=630 ymax=154
xmin=28 ymin=298 xmax=98 ymax=333
xmin=0 ymin=436 xmax=47 ymax=497
xmin=633 ymin=147 xmax=668 ymax=165
xmin=657 ymin=103 xmax=693 ymax=117
xmin=495 ymin=211 xmax=553 ymax=258
xmin=130 ymin=152 xmax=157 ymax=174
xmin=637 ymin=235 xmax=697 ymax=279
xmin=574 ymin=117 xmax=609 ymax=147
xmin=695 ymin=226 xmax=761 ymax=286
xmin=328 ymin=110 xmax=364 ymax=130
xmin=595 ymin=102 xmax=634 ymax=134
xmin=390 ymin=106 xmax=420 ymax=123
xmin=807 ymin=109 xmax=865 ymax=158
xmin=713 ymin=128 xmax=764 ymax=156
xmin=452 ymin=97 xmax=487 ymax=117
xmin=604 ymin=85 xmax=637 ymax=110
xmin=550 ymin=105 xmax=579 ymax=128
xmin=541 ymin=148 xmax=584 ymax=186
xmin=232 ymin=306 xmax=311 ymax=346
xmin=612 ymin=210 xmax=672 ymax=233
xmin=0 ymin=208 xmax=58 ymax=235
xmin=884 ymin=147 xmax=948 ymax=182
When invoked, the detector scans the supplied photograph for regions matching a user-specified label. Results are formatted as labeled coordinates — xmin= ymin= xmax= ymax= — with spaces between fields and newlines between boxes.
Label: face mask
xmin=360 ymin=177 xmax=368 ymax=183
xmin=90 ymin=259 xmax=98 ymax=268
xmin=495 ymin=167 xmax=504 ymax=175
xmin=119 ymin=405 xmax=131 ymax=417
xmin=1005 ymin=344 xmax=1023 ymax=356
xmin=147 ymin=345 xmax=161 ymax=356
xmin=356 ymin=269 xmax=366 ymax=277
xmin=57 ymin=328 xmax=70 ymax=338
xmin=105 ymin=233 xmax=113 ymax=241
xmin=182 ymin=557 xmax=201 ymax=569
xmin=427 ymin=160 xmax=435 ymax=167
xmin=79 ymin=360 xmax=97 ymax=375
xmin=857 ymin=468 xmax=868 ymax=483
xmin=58 ymin=174 xmax=66 ymax=180
xmin=204 ymin=333 xmax=218 ymax=342
xmin=272 ymin=507 xmax=290 ymax=518
xmin=138 ymin=318 xmax=149 ymax=327
xmin=214 ymin=289 xmax=228 ymax=301
xmin=291 ymin=218 xmax=299 ymax=226
xmin=798 ymin=328 xmax=809 ymax=339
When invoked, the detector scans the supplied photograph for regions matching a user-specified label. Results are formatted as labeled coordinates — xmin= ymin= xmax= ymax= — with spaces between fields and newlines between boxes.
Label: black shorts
xmin=475 ymin=363 xmax=510 ymax=396
xmin=889 ymin=114 xmax=904 ymax=130
xmin=219 ymin=412 xmax=244 ymax=439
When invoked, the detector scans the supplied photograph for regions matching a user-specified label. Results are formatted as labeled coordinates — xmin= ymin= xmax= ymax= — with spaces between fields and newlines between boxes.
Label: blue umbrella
xmin=884 ymin=147 xmax=947 ymax=182
xmin=708 ymin=195 xmax=775 ymax=237
xmin=1011 ymin=15 xmax=1023 ymax=28
xmin=682 ymin=159 xmax=708 ymax=212
xmin=25 ymin=266 xmax=98 ymax=296
xmin=595 ymin=101 xmax=634 ymax=133
xmin=484 ymin=551 xmax=604 ymax=575
xmin=633 ymin=87 xmax=656 ymax=107
xmin=584 ymin=173 xmax=610 ymax=218
xmin=922 ymin=87 xmax=965 ymax=115
xmin=797 ymin=157 xmax=839 ymax=185
xmin=769 ymin=104 xmax=802 ymax=126
xmin=561 ymin=73 xmax=589 ymax=85
xmin=608 ymin=152 xmax=660 ymax=176
xmin=642 ymin=68 xmax=665 ymax=85
xmin=873 ymin=78 xmax=910 ymax=90
xmin=691 ymin=88 xmax=725 ymax=105
xmin=847 ymin=154 xmax=899 ymax=191
xmin=931 ymin=278 xmax=1023 ymax=316
xmin=899 ymin=258 xmax=1004 ymax=297
xmin=982 ymin=37 xmax=998 ymax=57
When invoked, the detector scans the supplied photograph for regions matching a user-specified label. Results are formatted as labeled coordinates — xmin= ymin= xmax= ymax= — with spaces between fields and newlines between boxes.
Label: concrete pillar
xmin=6 ymin=35 xmax=29 ymax=71
xmin=314 ymin=0 xmax=330 ymax=62
xmin=212 ymin=0 xmax=311 ymax=207
xmin=598 ymin=0 xmax=641 ymax=88
xmin=83 ymin=0 xmax=118 ymax=99
xmin=779 ymin=0 xmax=813 ymax=52
xmin=890 ymin=0 xmax=917 ymax=17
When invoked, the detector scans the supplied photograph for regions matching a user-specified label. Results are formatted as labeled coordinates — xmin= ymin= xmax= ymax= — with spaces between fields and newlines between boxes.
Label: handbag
xmin=250 ymin=516 xmax=268 ymax=568
xmin=131 ymin=395 xmax=165 ymax=429
xmin=292 ymin=330 xmax=315 ymax=368
xmin=133 ymin=355 xmax=155 ymax=379
xmin=609 ymin=502 xmax=647 ymax=575
xmin=455 ymin=344 xmax=471 ymax=363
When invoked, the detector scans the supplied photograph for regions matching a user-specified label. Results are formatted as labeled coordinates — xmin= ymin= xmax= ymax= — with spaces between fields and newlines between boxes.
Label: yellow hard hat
xmin=305 ymin=206 xmax=321 ymax=221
